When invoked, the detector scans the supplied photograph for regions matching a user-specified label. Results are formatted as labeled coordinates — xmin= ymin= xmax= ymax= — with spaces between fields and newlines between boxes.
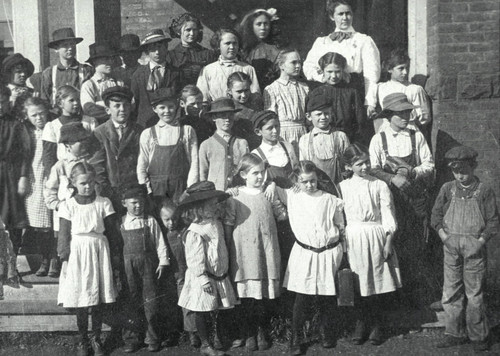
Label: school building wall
xmin=426 ymin=0 xmax=500 ymax=288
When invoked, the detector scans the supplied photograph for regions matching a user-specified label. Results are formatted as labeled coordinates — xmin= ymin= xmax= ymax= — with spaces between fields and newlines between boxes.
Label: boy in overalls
xmin=119 ymin=183 xmax=169 ymax=352
xmin=431 ymin=146 xmax=499 ymax=352
xmin=369 ymin=92 xmax=435 ymax=307
xmin=137 ymin=88 xmax=198 ymax=204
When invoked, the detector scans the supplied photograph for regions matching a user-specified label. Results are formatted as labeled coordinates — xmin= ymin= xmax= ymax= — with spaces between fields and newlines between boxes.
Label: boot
xmin=76 ymin=336 xmax=91 ymax=356
xmin=351 ymin=319 xmax=366 ymax=345
xmin=90 ymin=333 xmax=105 ymax=356
xmin=48 ymin=258 xmax=60 ymax=278
xmin=289 ymin=331 xmax=302 ymax=356
xmin=200 ymin=342 xmax=224 ymax=356
xmin=189 ymin=332 xmax=202 ymax=348
xmin=257 ymin=327 xmax=270 ymax=351
xmin=36 ymin=259 xmax=49 ymax=277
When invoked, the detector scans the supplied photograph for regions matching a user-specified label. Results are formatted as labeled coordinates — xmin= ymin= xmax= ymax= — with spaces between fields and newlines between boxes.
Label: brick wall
xmin=426 ymin=0 xmax=500 ymax=287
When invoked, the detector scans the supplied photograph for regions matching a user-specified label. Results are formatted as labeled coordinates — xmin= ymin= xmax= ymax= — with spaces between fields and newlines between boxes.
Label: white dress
xmin=339 ymin=175 xmax=402 ymax=296
xmin=57 ymin=196 xmax=116 ymax=308
xmin=280 ymin=189 xmax=344 ymax=296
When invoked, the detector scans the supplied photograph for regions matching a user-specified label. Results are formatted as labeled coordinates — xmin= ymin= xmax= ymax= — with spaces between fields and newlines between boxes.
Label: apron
xmin=443 ymin=183 xmax=485 ymax=239
xmin=308 ymin=130 xmax=344 ymax=187
xmin=256 ymin=141 xmax=294 ymax=188
xmin=148 ymin=126 xmax=190 ymax=201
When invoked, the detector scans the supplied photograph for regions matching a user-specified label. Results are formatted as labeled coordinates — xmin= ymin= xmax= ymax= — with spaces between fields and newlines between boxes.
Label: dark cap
xmin=86 ymin=42 xmax=118 ymax=64
xmin=305 ymin=87 xmax=332 ymax=113
xmin=149 ymin=88 xmax=178 ymax=106
xmin=119 ymin=34 xmax=141 ymax=52
xmin=120 ymin=183 xmax=147 ymax=200
xmin=48 ymin=28 xmax=83 ymax=49
xmin=59 ymin=122 xmax=92 ymax=143
xmin=178 ymin=181 xmax=229 ymax=207
xmin=1 ymin=53 xmax=35 ymax=78
xmin=251 ymin=110 xmax=278 ymax=130
xmin=140 ymin=29 xmax=171 ymax=49
xmin=102 ymin=86 xmax=133 ymax=103
xmin=204 ymin=98 xmax=242 ymax=115
xmin=445 ymin=145 xmax=478 ymax=167
xmin=374 ymin=93 xmax=416 ymax=119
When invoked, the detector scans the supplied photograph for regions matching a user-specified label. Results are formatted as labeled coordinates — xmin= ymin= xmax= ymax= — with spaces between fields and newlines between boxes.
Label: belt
xmin=206 ymin=271 xmax=227 ymax=281
xmin=295 ymin=238 xmax=340 ymax=253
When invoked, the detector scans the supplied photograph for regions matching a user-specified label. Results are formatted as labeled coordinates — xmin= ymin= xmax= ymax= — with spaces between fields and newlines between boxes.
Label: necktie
xmin=147 ymin=65 xmax=162 ymax=91
xmin=330 ymin=32 xmax=353 ymax=43
xmin=117 ymin=125 xmax=125 ymax=141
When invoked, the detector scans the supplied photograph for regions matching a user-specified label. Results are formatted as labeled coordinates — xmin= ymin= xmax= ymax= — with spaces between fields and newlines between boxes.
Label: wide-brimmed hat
xmin=1 ymin=53 xmax=35 ymax=78
xmin=102 ymin=86 xmax=133 ymax=103
xmin=59 ymin=122 xmax=92 ymax=143
xmin=204 ymin=98 xmax=242 ymax=115
xmin=119 ymin=34 xmax=141 ymax=53
xmin=149 ymin=88 xmax=178 ymax=106
xmin=178 ymin=181 xmax=229 ymax=207
xmin=140 ymin=29 xmax=171 ymax=50
xmin=374 ymin=93 xmax=416 ymax=119
xmin=305 ymin=86 xmax=331 ymax=113
xmin=86 ymin=42 xmax=118 ymax=64
xmin=48 ymin=28 xmax=83 ymax=49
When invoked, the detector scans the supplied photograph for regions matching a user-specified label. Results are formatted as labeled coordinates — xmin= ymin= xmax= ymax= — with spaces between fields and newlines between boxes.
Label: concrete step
xmin=0 ymin=315 xmax=111 ymax=332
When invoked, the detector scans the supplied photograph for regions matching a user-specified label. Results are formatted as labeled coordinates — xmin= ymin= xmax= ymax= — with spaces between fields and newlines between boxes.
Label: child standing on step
xmin=177 ymin=181 xmax=238 ymax=356
xmin=57 ymin=162 xmax=117 ymax=356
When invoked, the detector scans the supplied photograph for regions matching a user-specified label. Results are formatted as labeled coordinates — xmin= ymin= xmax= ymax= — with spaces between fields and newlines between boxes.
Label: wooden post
xmin=12 ymin=0 xmax=43 ymax=71
xmin=74 ymin=0 xmax=95 ymax=63
xmin=408 ymin=0 xmax=428 ymax=78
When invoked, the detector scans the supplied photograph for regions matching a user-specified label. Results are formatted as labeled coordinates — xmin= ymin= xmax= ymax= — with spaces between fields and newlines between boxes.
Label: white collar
xmin=386 ymin=126 xmax=410 ymax=136
xmin=149 ymin=60 xmax=166 ymax=70
xmin=333 ymin=26 xmax=355 ymax=33
xmin=260 ymin=141 xmax=281 ymax=151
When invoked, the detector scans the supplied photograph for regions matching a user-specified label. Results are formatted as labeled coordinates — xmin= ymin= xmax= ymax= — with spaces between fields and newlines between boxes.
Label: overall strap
xmin=380 ymin=131 xmax=389 ymax=156
xmin=409 ymin=129 xmax=419 ymax=165
xmin=51 ymin=65 xmax=58 ymax=104
xmin=176 ymin=125 xmax=184 ymax=145
xmin=279 ymin=141 xmax=292 ymax=165
xmin=78 ymin=65 xmax=85 ymax=86
xmin=256 ymin=146 xmax=269 ymax=164
xmin=151 ymin=126 xmax=159 ymax=145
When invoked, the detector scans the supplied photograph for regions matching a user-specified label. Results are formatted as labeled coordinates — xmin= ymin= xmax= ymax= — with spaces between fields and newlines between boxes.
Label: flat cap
xmin=305 ymin=87 xmax=331 ymax=113
xmin=102 ymin=86 xmax=133 ymax=103
xmin=445 ymin=145 xmax=478 ymax=164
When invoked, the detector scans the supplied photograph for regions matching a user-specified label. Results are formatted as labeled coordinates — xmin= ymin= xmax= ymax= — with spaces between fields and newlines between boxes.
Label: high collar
xmin=333 ymin=26 xmax=355 ymax=33
xmin=276 ymin=77 xmax=299 ymax=86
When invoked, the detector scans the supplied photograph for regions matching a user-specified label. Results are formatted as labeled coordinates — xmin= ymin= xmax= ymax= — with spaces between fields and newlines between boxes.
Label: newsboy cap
xmin=445 ymin=145 xmax=478 ymax=166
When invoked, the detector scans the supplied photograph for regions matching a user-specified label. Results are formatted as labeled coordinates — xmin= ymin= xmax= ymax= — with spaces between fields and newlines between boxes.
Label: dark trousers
xmin=75 ymin=305 xmax=103 ymax=341
xmin=292 ymin=293 xmax=337 ymax=340
xmin=122 ymin=254 xmax=160 ymax=346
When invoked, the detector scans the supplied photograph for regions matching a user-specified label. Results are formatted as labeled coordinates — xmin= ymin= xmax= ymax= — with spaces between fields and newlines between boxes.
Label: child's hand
xmin=202 ymin=282 xmax=213 ymax=294
xmin=367 ymin=105 xmax=377 ymax=119
xmin=465 ymin=237 xmax=486 ymax=258
xmin=17 ymin=177 xmax=28 ymax=197
xmin=264 ymin=182 xmax=276 ymax=202
xmin=390 ymin=174 xmax=411 ymax=191
xmin=226 ymin=187 xmax=239 ymax=197
xmin=383 ymin=241 xmax=393 ymax=261
xmin=156 ymin=265 xmax=167 ymax=279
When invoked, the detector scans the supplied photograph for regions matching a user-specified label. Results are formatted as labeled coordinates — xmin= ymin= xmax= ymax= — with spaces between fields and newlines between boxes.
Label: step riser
xmin=0 ymin=315 xmax=110 ymax=332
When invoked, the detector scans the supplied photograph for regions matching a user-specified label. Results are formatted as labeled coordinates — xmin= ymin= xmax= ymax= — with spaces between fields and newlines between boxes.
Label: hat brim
xmin=86 ymin=52 xmax=119 ymax=64
xmin=2 ymin=58 xmax=35 ymax=78
xmin=103 ymin=92 xmax=133 ymax=103
xmin=140 ymin=37 xmax=171 ymax=50
xmin=150 ymin=96 xmax=179 ymax=106
xmin=178 ymin=190 xmax=229 ymax=208
xmin=48 ymin=37 xmax=84 ymax=49
xmin=204 ymin=107 xmax=242 ymax=115
xmin=373 ymin=103 xmax=416 ymax=120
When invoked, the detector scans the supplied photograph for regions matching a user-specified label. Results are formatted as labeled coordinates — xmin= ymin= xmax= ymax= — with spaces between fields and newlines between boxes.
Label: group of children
xmin=0 ymin=4 xmax=498 ymax=356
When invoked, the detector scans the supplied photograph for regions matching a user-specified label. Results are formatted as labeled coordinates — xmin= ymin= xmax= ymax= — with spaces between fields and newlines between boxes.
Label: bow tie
xmin=330 ymin=32 xmax=353 ymax=43
xmin=313 ymin=130 xmax=331 ymax=136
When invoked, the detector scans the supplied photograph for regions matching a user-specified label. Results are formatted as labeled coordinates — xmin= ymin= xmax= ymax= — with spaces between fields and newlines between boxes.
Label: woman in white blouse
xmin=303 ymin=0 xmax=381 ymax=117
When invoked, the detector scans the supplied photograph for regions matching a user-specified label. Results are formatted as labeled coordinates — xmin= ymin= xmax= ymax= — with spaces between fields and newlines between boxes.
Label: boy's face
xmin=389 ymin=109 xmax=412 ymax=131
xmin=389 ymin=63 xmax=409 ymax=83
xmin=146 ymin=42 xmax=168 ymax=64
xmin=122 ymin=197 xmax=145 ymax=217
xmin=307 ymin=108 xmax=331 ymax=130
xmin=11 ymin=64 xmax=29 ymax=86
xmin=323 ymin=63 xmax=343 ymax=85
xmin=228 ymin=81 xmax=250 ymax=104
xmin=106 ymin=98 xmax=131 ymax=124
xmin=55 ymin=40 xmax=77 ymax=60
xmin=280 ymin=51 xmax=302 ymax=78
xmin=93 ymin=57 xmax=115 ymax=75
xmin=0 ymin=94 xmax=10 ymax=116
xmin=160 ymin=206 xmax=175 ymax=231
xmin=122 ymin=51 xmax=141 ymax=68
xmin=27 ymin=105 xmax=48 ymax=129
xmin=153 ymin=100 xmax=178 ymax=125
xmin=180 ymin=94 xmax=203 ymax=117
xmin=256 ymin=118 xmax=280 ymax=145
xmin=65 ymin=139 xmax=90 ymax=158
xmin=213 ymin=112 xmax=234 ymax=133
xmin=452 ymin=163 xmax=475 ymax=186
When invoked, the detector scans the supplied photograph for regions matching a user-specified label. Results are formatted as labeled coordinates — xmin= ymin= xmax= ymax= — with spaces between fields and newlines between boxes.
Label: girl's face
xmin=73 ymin=173 xmax=95 ymax=196
xmin=219 ymin=33 xmax=239 ymax=60
xmin=11 ymin=65 xmax=29 ymax=86
xmin=180 ymin=94 xmax=203 ymax=117
xmin=389 ymin=63 xmax=409 ymax=83
xmin=389 ymin=110 xmax=412 ymax=132
xmin=241 ymin=162 xmax=265 ymax=189
xmin=256 ymin=118 xmax=280 ymax=145
xmin=160 ymin=206 xmax=175 ymax=231
xmin=298 ymin=171 xmax=319 ymax=194
xmin=214 ymin=112 xmax=234 ymax=133
xmin=280 ymin=51 xmax=302 ymax=78
xmin=60 ymin=93 xmax=81 ymax=115
xmin=347 ymin=157 xmax=370 ymax=178
xmin=181 ymin=21 xmax=200 ymax=46
xmin=323 ymin=63 xmax=344 ymax=85
xmin=253 ymin=14 xmax=271 ymax=40
xmin=228 ymin=81 xmax=250 ymax=104
xmin=27 ymin=105 xmax=48 ymax=130
xmin=331 ymin=4 xmax=353 ymax=31
xmin=153 ymin=100 xmax=178 ymax=124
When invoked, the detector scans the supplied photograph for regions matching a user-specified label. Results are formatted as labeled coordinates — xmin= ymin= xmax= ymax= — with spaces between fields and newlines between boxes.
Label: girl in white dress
xmin=339 ymin=144 xmax=401 ymax=346
xmin=177 ymin=181 xmax=238 ymax=356
xmin=57 ymin=162 xmax=117 ymax=356
xmin=277 ymin=160 xmax=345 ymax=355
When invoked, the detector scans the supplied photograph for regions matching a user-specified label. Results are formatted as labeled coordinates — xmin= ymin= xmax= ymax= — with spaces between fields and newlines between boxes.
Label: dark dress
xmin=0 ymin=114 xmax=29 ymax=229
xmin=166 ymin=43 xmax=217 ymax=88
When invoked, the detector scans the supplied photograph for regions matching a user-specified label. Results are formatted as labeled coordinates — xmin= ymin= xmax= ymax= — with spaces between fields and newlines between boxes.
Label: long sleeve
xmin=223 ymin=198 xmax=236 ymax=226
xmin=17 ymin=123 xmax=30 ymax=177
xmin=40 ymin=67 xmax=52 ymax=102
xmin=333 ymin=199 xmax=346 ymax=244
xmin=413 ymin=133 xmax=434 ymax=180
xmin=431 ymin=184 xmax=449 ymax=233
xmin=379 ymin=181 xmax=397 ymax=235
xmin=104 ymin=214 xmax=120 ymax=258
xmin=352 ymin=88 xmax=365 ymax=138
xmin=150 ymin=218 xmax=169 ymax=266
xmin=186 ymin=126 xmax=199 ymax=186
xmin=88 ymin=134 xmax=111 ymax=192
xmin=196 ymin=68 xmax=210 ymax=102
xmin=184 ymin=231 xmax=210 ymax=286
xmin=407 ymin=85 xmax=432 ymax=126
xmin=58 ymin=218 xmax=72 ymax=261
xmin=248 ymin=66 xmax=261 ymax=94
xmin=199 ymin=141 xmax=209 ymax=182
xmin=303 ymin=37 xmax=325 ymax=83
xmin=361 ymin=36 xmax=381 ymax=107
xmin=263 ymin=86 xmax=277 ymax=112
xmin=137 ymin=129 xmax=152 ymax=193
xmin=42 ymin=141 xmax=58 ymax=178
xmin=479 ymin=186 xmax=499 ymax=242
xmin=44 ymin=164 xmax=61 ymax=210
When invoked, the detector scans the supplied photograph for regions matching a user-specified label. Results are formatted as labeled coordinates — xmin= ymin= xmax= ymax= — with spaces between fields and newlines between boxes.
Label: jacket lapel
xmin=117 ymin=124 xmax=138 ymax=156
xmin=103 ymin=120 xmax=119 ymax=156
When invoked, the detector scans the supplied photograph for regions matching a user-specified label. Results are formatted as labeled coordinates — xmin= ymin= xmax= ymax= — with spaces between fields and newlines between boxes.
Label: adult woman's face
xmin=253 ymin=14 xmax=271 ymax=40
xmin=331 ymin=4 xmax=353 ymax=31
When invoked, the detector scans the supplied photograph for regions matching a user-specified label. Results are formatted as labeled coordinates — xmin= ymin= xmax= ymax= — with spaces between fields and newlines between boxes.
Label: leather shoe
xmin=147 ymin=343 xmax=160 ymax=352
xmin=189 ymin=332 xmax=201 ymax=348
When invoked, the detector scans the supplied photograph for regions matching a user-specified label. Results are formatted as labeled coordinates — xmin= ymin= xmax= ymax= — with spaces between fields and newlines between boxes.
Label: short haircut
xmin=210 ymin=28 xmax=242 ymax=52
